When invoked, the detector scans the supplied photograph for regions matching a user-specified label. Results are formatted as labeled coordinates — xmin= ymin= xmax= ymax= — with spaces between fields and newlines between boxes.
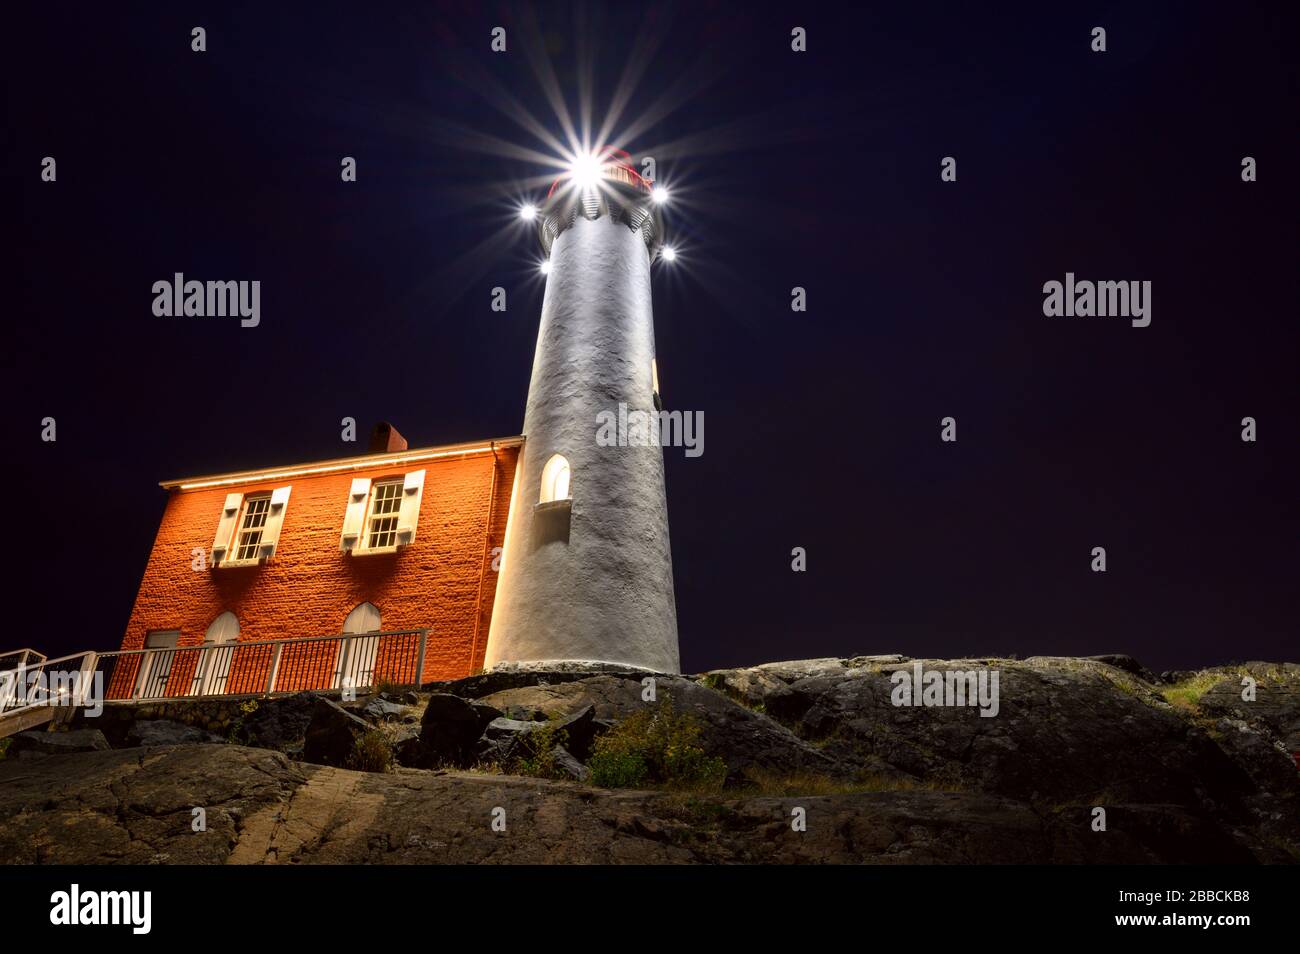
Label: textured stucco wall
xmin=485 ymin=214 xmax=680 ymax=673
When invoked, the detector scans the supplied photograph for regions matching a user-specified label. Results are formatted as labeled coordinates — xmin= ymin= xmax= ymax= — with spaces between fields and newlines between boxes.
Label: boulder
xmin=1196 ymin=664 xmax=1300 ymax=752
xmin=552 ymin=744 xmax=590 ymax=781
xmin=363 ymin=698 xmax=405 ymax=723
xmin=499 ymin=704 xmax=548 ymax=722
xmin=9 ymin=728 xmax=111 ymax=758
xmin=302 ymin=697 xmax=372 ymax=767
xmin=240 ymin=692 xmax=318 ymax=753
xmin=419 ymin=694 xmax=500 ymax=767
xmin=127 ymin=720 xmax=221 ymax=747
xmin=554 ymin=704 xmax=599 ymax=760
xmin=391 ymin=727 xmax=427 ymax=768
xmin=478 ymin=717 xmax=553 ymax=764
xmin=479 ymin=674 xmax=836 ymax=785
xmin=1085 ymin=654 xmax=1157 ymax=684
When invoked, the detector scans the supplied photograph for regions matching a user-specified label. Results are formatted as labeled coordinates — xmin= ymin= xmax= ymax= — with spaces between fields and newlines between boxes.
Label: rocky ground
xmin=0 ymin=655 xmax=1295 ymax=864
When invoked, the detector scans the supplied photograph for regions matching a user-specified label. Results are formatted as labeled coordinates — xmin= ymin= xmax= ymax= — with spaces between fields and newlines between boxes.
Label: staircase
xmin=0 ymin=649 xmax=95 ymax=740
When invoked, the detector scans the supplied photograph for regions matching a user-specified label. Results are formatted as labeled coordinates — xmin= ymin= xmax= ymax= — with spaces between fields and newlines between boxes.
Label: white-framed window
xmin=540 ymin=453 xmax=571 ymax=503
xmin=232 ymin=495 xmax=271 ymax=562
xmin=339 ymin=470 xmax=424 ymax=554
xmin=212 ymin=487 xmax=290 ymax=567
xmin=364 ymin=479 xmax=404 ymax=549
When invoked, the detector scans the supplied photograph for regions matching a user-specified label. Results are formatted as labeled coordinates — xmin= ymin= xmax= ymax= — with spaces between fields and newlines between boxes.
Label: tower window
xmin=233 ymin=495 xmax=271 ymax=561
xmin=364 ymin=479 xmax=404 ymax=549
xmin=540 ymin=454 xmax=571 ymax=504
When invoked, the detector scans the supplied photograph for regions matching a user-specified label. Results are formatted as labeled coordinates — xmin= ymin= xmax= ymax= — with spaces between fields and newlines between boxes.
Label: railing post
xmin=414 ymin=629 xmax=428 ymax=689
xmin=132 ymin=650 xmax=146 ymax=700
xmin=266 ymin=642 xmax=283 ymax=695
xmin=80 ymin=653 xmax=98 ymax=707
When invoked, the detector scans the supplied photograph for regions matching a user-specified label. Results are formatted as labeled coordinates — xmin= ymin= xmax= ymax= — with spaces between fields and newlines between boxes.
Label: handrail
xmin=95 ymin=628 xmax=426 ymax=657
xmin=0 ymin=648 xmax=47 ymax=667
xmin=0 ymin=628 xmax=431 ymax=716
xmin=0 ymin=651 xmax=98 ymax=718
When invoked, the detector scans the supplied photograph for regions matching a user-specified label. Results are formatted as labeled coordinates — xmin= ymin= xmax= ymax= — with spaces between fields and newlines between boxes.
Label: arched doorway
xmin=192 ymin=612 xmax=239 ymax=696
xmin=335 ymin=602 xmax=381 ymax=691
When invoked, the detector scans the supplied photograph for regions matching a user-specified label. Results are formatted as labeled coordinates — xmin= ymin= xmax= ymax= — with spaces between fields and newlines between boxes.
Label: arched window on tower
xmin=539 ymin=453 xmax=571 ymax=504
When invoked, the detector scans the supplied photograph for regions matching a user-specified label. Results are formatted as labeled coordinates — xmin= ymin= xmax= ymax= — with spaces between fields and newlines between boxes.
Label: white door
xmin=335 ymin=603 xmax=381 ymax=690
xmin=193 ymin=612 xmax=239 ymax=696
xmin=135 ymin=630 xmax=180 ymax=698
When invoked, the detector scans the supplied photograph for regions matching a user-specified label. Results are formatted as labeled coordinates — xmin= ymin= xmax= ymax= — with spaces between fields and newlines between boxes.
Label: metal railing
xmin=0 ymin=629 xmax=429 ymax=718
xmin=1 ymin=650 xmax=98 ymax=719
xmin=0 ymin=648 xmax=47 ymax=671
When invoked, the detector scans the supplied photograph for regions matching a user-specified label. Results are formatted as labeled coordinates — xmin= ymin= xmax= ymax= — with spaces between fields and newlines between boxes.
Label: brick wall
xmin=117 ymin=444 xmax=519 ymax=694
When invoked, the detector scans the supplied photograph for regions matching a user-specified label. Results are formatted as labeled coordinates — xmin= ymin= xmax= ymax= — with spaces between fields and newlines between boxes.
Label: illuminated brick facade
xmin=114 ymin=437 xmax=520 ymax=696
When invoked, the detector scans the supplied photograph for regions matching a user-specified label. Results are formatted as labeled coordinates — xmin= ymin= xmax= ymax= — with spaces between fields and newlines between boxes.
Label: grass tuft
xmin=587 ymin=695 xmax=727 ymax=792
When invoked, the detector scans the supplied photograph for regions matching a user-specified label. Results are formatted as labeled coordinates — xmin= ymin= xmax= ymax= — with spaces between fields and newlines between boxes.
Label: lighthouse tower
xmin=484 ymin=150 xmax=680 ymax=673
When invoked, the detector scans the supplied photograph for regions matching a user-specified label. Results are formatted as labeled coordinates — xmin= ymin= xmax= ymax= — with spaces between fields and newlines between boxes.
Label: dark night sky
xmin=5 ymin=2 xmax=1296 ymax=672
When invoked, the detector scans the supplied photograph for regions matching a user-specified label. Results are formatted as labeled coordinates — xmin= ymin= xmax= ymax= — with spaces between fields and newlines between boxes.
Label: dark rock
xmin=3 ymin=743 xmax=1267 ymax=864
xmin=2 ymin=655 xmax=1293 ymax=864
xmin=241 ymin=692 xmax=318 ymax=752
xmin=427 ymin=664 xmax=642 ymax=700
xmin=482 ymin=716 xmax=543 ymax=739
xmin=401 ymin=691 xmax=420 ymax=706
xmin=469 ymin=701 xmax=504 ymax=730
xmin=500 ymin=704 xmax=548 ymax=722
xmin=363 ymin=698 xmax=405 ymax=723
xmin=391 ymin=727 xmax=427 ymax=768
xmin=552 ymin=744 xmax=589 ymax=781
xmin=127 ymin=720 xmax=221 ymax=747
xmin=9 ymin=729 xmax=110 ymax=758
xmin=554 ymin=704 xmax=598 ymax=760
xmin=478 ymin=716 xmax=553 ymax=764
xmin=1197 ymin=664 xmax=1300 ymax=752
xmin=479 ymin=675 xmax=836 ymax=785
xmin=302 ymin=697 xmax=372 ymax=767
xmin=1086 ymin=654 xmax=1158 ymax=684
xmin=419 ymin=694 xmax=499 ymax=767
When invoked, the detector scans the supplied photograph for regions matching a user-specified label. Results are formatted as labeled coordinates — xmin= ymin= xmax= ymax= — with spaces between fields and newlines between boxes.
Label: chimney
xmin=367 ymin=422 xmax=408 ymax=454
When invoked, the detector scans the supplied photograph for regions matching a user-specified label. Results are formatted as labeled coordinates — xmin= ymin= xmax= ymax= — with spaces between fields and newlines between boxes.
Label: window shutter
xmin=397 ymin=469 xmax=425 ymax=546
xmin=340 ymin=477 xmax=371 ymax=552
xmin=211 ymin=493 xmax=243 ymax=565
xmin=258 ymin=485 xmax=292 ymax=559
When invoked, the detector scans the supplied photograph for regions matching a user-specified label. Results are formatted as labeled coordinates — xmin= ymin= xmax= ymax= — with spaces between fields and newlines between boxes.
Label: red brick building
xmin=112 ymin=427 xmax=521 ymax=698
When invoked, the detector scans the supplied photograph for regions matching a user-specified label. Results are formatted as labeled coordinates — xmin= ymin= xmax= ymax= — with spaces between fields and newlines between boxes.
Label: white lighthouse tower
xmin=484 ymin=149 xmax=680 ymax=673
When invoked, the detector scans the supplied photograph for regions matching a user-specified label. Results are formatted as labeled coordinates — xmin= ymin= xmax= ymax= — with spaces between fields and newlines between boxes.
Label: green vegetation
xmin=1161 ymin=673 xmax=1229 ymax=710
xmin=587 ymin=696 xmax=727 ymax=792
xmin=0 ymin=738 xmax=10 ymax=761
xmin=348 ymin=729 xmax=394 ymax=773
xmin=226 ymin=699 xmax=260 ymax=744
xmin=513 ymin=721 xmax=568 ymax=779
